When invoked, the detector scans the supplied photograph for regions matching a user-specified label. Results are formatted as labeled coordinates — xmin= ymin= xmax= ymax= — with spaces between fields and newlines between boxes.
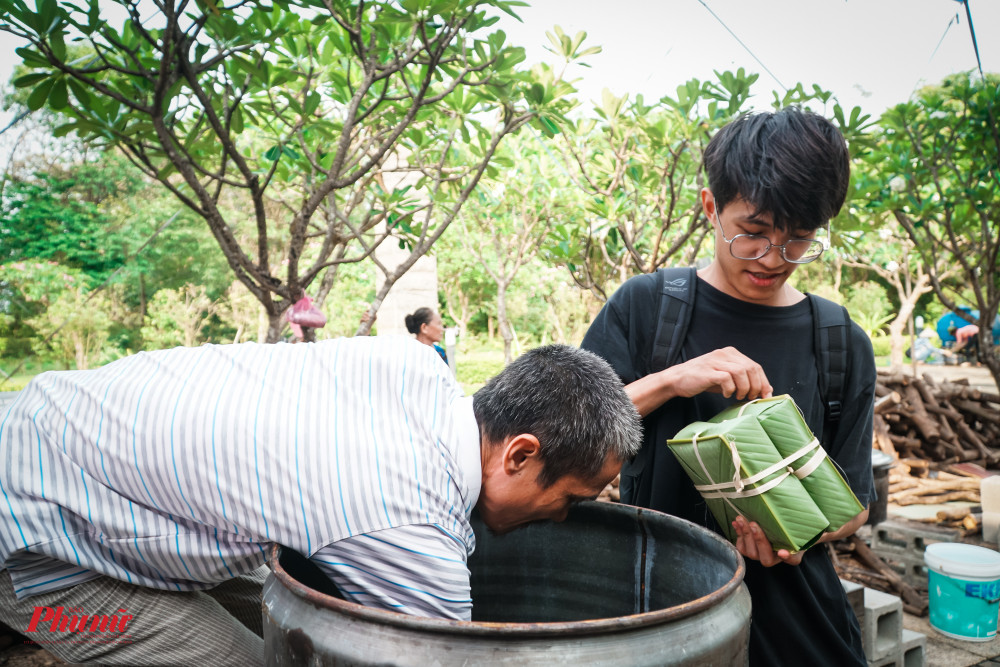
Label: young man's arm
xmin=625 ymin=347 xmax=774 ymax=417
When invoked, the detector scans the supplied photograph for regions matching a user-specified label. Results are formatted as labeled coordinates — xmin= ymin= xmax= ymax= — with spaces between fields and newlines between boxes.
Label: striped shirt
xmin=0 ymin=336 xmax=481 ymax=620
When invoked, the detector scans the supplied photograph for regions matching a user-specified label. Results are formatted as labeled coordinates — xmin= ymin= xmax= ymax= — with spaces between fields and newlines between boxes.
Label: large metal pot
xmin=263 ymin=501 xmax=750 ymax=666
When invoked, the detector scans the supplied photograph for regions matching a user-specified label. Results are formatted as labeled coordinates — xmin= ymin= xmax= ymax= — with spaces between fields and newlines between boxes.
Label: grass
xmin=0 ymin=358 xmax=64 ymax=392
xmin=454 ymin=338 xmax=507 ymax=395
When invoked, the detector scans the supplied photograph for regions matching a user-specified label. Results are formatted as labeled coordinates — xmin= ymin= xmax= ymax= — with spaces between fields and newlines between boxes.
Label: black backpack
xmin=649 ymin=267 xmax=850 ymax=443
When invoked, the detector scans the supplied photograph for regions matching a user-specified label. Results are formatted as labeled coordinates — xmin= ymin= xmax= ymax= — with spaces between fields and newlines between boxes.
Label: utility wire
xmin=911 ymin=11 xmax=961 ymax=99
xmin=960 ymin=0 xmax=985 ymax=80
xmin=695 ymin=0 xmax=788 ymax=92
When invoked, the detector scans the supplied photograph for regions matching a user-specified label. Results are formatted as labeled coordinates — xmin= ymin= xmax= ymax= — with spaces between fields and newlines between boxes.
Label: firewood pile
xmin=834 ymin=369 xmax=1000 ymax=614
xmin=872 ymin=370 xmax=1000 ymax=466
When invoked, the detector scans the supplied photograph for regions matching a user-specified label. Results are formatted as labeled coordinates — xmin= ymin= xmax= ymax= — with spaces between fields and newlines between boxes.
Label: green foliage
xmin=860 ymin=73 xmax=1000 ymax=382
xmin=140 ymin=285 xmax=217 ymax=349
xmin=1 ymin=155 xmax=138 ymax=282
xmin=1 ymin=0 xmax=577 ymax=340
xmin=0 ymin=261 xmax=113 ymax=369
xmin=844 ymin=281 xmax=893 ymax=337
xmin=870 ymin=334 xmax=892 ymax=359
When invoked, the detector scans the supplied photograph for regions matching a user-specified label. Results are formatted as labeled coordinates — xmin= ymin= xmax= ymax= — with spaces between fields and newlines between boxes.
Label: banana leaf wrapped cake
xmin=667 ymin=394 xmax=863 ymax=553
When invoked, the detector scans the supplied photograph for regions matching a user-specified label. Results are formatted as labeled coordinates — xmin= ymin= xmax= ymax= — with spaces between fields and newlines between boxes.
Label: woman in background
xmin=405 ymin=307 xmax=447 ymax=364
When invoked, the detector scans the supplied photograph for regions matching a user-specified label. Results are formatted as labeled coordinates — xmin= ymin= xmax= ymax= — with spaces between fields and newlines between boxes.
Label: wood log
xmin=955 ymin=399 xmax=1000 ymax=424
xmin=902 ymin=384 xmax=940 ymax=444
xmin=893 ymin=491 xmax=980 ymax=506
xmin=874 ymin=391 xmax=902 ymax=415
xmin=846 ymin=535 xmax=928 ymax=616
xmin=873 ymin=415 xmax=898 ymax=457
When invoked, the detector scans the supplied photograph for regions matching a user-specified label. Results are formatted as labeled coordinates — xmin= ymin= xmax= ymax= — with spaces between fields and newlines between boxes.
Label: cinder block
xmin=841 ymin=578 xmax=865 ymax=623
xmin=870 ymin=520 xmax=958 ymax=587
xmin=980 ymin=476 xmax=1000 ymax=514
xmin=900 ymin=629 xmax=926 ymax=667
xmin=862 ymin=588 xmax=903 ymax=662
xmin=867 ymin=654 xmax=901 ymax=667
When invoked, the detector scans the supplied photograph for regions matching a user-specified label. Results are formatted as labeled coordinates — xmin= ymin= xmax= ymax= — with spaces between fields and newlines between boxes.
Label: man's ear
xmin=701 ymin=188 xmax=716 ymax=225
xmin=502 ymin=434 xmax=541 ymax=475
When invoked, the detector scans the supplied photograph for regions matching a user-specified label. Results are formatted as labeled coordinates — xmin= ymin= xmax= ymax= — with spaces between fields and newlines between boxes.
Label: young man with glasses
xmin=582 ymin=107 xmax=875 ymax=666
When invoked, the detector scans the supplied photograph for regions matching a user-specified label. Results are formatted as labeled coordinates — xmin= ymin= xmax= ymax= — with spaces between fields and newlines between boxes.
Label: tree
xmin=141 ymin=284 xmax=218 ymax=348
xmin=1 ymin=0 xmax=576 ymax=342
xmin=863 ymin=73 xmax=1000 ymax=385
xmin=550 ymin=69 xmax=871 ymax=301
xmin=838 ymin=219 xmax=952 ymax=368
xmin=457 ymin=138 xmax=565 ymax=363
xmin=0 ymin=261 xmax=112 ymax=370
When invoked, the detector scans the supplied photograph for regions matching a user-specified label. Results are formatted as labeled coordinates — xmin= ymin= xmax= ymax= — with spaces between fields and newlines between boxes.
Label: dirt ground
xmin=0 ymin=364 xmax=996 ymax=667
xmin=0 ymin=624 xmax=65 ymax=666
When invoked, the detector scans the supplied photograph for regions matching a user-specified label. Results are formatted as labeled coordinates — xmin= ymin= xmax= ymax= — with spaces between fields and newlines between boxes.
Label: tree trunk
xmin=266 ymin=310 xmax=285 ymax=343
xmin=139 ymin=273 xmax=147 ymax=320
xmin=497 ymin=285 xmax=513 ymax=364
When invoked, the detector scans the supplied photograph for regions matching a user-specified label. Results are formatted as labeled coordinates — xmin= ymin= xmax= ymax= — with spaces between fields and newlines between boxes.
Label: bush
xmin=870 ymin=335 xmax=892 ymax=358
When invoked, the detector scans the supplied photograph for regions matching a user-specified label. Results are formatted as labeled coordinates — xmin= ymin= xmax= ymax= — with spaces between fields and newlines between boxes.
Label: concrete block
xmin=867 ymin=654 xmax=900 ymax=667
xmin=842 ymin=578 xmax=865 ymax=623
xmin=870 ymin=520 xmax=958 ymax=587
xmin=900 ymin=628 xmax=926 ymax=667
xmin=982 ymin=510 xmax=1000 ymax=545
xmin=981 ymin=476 xmax=1000 ymax=514
xmin=862 ymin=588 xmax=903 ymax=662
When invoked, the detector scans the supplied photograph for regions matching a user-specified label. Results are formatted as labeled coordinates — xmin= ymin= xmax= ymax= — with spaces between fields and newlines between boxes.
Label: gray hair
xmin=472 ymin=344 xmax=642 ymax=488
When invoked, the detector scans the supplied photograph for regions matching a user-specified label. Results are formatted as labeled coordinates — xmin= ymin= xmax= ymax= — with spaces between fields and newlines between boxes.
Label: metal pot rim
xmin=266 ymin=506 xmax=746 ymax=638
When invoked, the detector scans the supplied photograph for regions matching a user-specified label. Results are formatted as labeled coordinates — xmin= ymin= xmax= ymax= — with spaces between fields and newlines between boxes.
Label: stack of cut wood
xmin=873 ymin=370 xmax=1000 ymax=466
xmin=830 ymin=537 xmax=929 ymax=616
xmin=887 ymin=458 xmax=985 ymax=536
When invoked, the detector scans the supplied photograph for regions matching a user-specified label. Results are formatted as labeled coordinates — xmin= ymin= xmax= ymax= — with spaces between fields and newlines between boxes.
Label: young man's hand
xmin=731 ymin=516 xmax=805 ymax=567
xmin=666 ymin=347 xmax=773 ymax=401
xmin=625 ymin=347 xmax=773 ymax=417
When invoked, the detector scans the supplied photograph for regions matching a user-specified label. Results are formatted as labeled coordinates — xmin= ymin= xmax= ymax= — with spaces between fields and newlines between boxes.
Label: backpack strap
xmin=808 ymin=294 xmax=851 ymax=443
xmin=650 ymin=267 xmax=698 ymax=372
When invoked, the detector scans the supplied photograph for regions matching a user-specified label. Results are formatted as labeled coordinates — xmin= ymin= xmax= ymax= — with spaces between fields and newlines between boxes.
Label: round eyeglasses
xmin=716 ymin=212 xmax=827 ymax=264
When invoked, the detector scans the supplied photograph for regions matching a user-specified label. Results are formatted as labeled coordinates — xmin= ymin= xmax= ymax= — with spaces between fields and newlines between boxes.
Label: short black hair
xmin=703 ymin=107 xmax=850 ymax=232
xmin=473 ymin=345 xmax=641 ymax=488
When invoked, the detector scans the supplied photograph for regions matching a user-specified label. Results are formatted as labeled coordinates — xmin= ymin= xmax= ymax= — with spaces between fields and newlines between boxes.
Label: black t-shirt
xmin=582 ymin=273 xmax=877 ymax=667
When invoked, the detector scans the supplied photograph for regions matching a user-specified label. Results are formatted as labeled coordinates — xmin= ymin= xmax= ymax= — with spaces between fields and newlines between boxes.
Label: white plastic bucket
xmin=925 ymin=543 xmax=1000 ymax=641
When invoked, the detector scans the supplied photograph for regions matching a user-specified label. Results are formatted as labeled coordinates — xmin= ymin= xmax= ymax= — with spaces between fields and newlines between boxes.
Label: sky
xmin=0 ymin=0 xmax=996 ymax=122
xmin=495 ymin=0 xmax=999 ymax=117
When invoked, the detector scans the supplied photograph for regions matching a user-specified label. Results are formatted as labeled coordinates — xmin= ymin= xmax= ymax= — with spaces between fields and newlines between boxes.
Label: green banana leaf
xmin=708 ymin=395 xmax=865 ymax=532
xmin=668 ymin=415 xmax=829 ymax=553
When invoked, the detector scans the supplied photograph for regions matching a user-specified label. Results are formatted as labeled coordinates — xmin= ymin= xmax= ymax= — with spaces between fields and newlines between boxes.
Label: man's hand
xmin=731 ymin=516 xmax=805 ymax=567
xmin=626 ymin=347 xmax=772 ymax=417
xmin=666 ymin=347 xmax=774 ymax=401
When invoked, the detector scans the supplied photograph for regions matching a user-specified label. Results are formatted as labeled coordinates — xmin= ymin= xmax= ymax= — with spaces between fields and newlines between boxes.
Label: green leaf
xmin=13 ymin=72 xmax=49 ymax=88
xmin=48 ymin=78 xmax=69 ymax=109
xmin=230 ymin=106 xmax=244 ymax=134
xmin=66 ymin=78 xmax=91 ymax=105
xmin=264 ymin=145 xmax=282 ymax=161
xmin=26 ymin=78 xmax=55 ymax=111
xmin=15 ymin=47 xmax=50 ymax=67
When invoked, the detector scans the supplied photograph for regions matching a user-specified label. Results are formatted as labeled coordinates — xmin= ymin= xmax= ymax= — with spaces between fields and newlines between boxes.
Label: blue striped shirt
xmin=0 ymin=336 xmax=481 ymax=620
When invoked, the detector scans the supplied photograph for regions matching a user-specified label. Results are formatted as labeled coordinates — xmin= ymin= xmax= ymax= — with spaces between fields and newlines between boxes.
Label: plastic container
xmin=924 ymin=543 xmax=1000 ymax=641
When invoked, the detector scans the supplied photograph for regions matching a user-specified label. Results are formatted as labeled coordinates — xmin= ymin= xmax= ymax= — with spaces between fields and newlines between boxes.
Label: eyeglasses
xmin=716 ymin=212 xmax=827 ymax=264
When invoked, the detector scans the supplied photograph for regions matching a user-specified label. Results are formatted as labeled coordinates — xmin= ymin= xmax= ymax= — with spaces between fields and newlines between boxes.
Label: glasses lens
xmin=784 ymin=240 xmax=825 ymax=263
xmin=729 ymin=235 xmax=770 ymax=260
